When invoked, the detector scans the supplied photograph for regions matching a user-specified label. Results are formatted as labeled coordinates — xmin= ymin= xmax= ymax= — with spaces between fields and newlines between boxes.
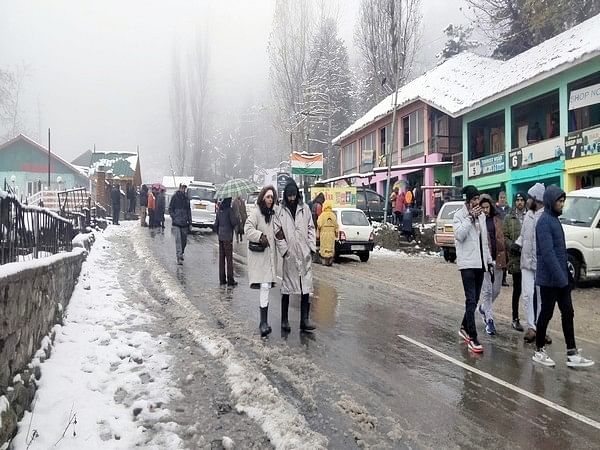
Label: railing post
xmin=33 ymin=212 xmax=39 ymax=259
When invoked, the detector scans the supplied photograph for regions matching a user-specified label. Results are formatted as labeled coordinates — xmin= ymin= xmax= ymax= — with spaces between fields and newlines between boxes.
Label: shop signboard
xmin=509 ymin=136 xmax=563 ymax=169
xmin=468 ymin=154 xmax=505 ymax=178
xmin=309 ymin=186 xmax=357 ymax=208
xmin=566 ymin=125 xmax=600 ymax=159
xmin=569 ymin=82 xmax=600 ymax=110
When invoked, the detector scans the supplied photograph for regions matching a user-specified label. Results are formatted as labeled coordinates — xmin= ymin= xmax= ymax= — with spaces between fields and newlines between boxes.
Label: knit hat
xmin=462 ymin=185 xmax=480 ymax=202
xmin=527 ymin=183 xmax=545 ymax=202
xmin=515 ymin=191 xmax=527 ymax=201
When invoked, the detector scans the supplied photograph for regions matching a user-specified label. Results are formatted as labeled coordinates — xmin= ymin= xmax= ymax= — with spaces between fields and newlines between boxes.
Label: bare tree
xmin=354 ymin=0 xmax=422 ymax=114
xmin=187 ymin=30 xmax=211 ymax=179
xmin=169 ymin=42 xmax=189 ymax=175
xmin=0 ymin=65 xmax=28 ymax=140
xmin=268 ymin=0 xmax=314 ymax=159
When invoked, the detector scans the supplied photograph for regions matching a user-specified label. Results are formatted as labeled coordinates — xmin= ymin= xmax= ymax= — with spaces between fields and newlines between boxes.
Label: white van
xmin=187 ymin=181 xmax=217 ymax=229
xmin=561 ymin=187 xmax=600 ymax=282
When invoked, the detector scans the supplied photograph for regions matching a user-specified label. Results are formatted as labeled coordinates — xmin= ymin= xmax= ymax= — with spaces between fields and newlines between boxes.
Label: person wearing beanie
xmin=453 ymin=185 xmax=493 ymax=353
xmin=273 ymin=179 xmax=317 ymax=332
xmin=503 ymin=192 xmax=527 ymax=332
xmin=478 ymin=194 xmax=508 ymax=336
xmin=532 ymin=186 xmax=594 ymax=368
xmin=516 ymin=183 xmax=548 ymax=343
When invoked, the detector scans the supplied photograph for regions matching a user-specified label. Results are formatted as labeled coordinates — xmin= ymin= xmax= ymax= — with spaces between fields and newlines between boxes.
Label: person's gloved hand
xmin=259 ymin=233 xmax=269 ymax=247
xmin=509 ymin=242 xmax=521 ymax=255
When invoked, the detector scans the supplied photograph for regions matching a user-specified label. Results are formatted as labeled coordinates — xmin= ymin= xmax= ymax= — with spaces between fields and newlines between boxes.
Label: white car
xmin=187 ymin=182 xmax=217 ymax=229
xmin=332 ymin=207 xmax=374 ymax=262
xmin=561 ymin=187 xmax=600 ymax=283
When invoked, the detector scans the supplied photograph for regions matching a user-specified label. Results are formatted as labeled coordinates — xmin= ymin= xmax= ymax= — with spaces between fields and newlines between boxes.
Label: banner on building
xmin=291 ymin=152 xmax=323 ymax=176
xmin=569 ymin=83 xmax=600 ymax=110
xmin=565 ymin=125 xmax=600 ymax=159
xmin=509 ymin=136 xmax=563 ymax=169
xmin=468 ymin=154 xmax=505 ymax=178
xmin=309 ymin=186 xmax=357 ymax=208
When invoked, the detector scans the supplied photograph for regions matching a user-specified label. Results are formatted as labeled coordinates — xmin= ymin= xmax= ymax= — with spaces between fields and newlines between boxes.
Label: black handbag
xmin=248 ymin=241 xmax=266 ymax=252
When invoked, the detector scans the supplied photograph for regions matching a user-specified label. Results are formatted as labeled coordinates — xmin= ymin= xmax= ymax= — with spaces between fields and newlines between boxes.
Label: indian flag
xmin=290 ymin=152 xmax=323 ymax=176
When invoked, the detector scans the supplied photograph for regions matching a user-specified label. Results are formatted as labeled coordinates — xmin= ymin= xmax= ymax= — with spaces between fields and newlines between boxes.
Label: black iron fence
xmin=0 ymin=192 xmax=74 ymax=265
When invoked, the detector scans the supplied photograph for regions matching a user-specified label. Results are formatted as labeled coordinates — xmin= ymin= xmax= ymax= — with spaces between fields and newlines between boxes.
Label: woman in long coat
xmin=317 ymin=200 xmax=338 ymax=266
xmin=245 ymin=185 xmax=278 ymax=337
xmin=273 ymin=179 xmax=317 ymax=332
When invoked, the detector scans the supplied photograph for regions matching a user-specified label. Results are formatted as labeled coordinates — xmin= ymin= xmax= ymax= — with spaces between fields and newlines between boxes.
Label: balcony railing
xmin=401 ymin=142 xmax=424 ymax=161
xmin=391 ymin=151 xmax=399 ymax=165
xmin=430 ymin=135 xmax=462 ymax=154
xmin=452 ymin=152 xmax=463 ymax=172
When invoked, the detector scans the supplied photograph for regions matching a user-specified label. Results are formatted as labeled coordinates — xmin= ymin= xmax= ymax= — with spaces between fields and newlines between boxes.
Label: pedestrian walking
xmin=147 ymin=189 xmax=156 ymax=228
xmin=244 ymin=186 xmax=278 ymax=337
xmin=126 ymin=182 xmax=136 ymax=214
xmin=232 ymin=196 xmax=248 ymax=243
xmin=274 ymin=179 xmax=317 ymax=332
xmin=317 ymin=200 xmax=338 ymax=266
xmin=454 ymin=185 xmax=493 ymax=353
xmin=311 ymin=192 xmax=325 ymax=226
xmin=110 ymin=184 xmax=121 ymax=225
xmin=503 ymin=192 xmax=527 ymax=332
xmin=155 ymin=188 xmax=166 ymax=229
xmin=497 ymin=191 xmax=510 ymax=287
xmin=433 ymin=180 xmax=443 ymax=216
xmin=214 ymin=197 xmax=238 ymax=286
xmin=168 ymin=183 xmax=191 ymax=265
xmin=139 ymin=184 xmax=148 ymax=227
xmin=478 ymin=194 xmax=508 ymax=335
xmin=516 ymin=183 xmax=549 ymax=344
xmin=532 ymin=186 xmax=594 ymax=368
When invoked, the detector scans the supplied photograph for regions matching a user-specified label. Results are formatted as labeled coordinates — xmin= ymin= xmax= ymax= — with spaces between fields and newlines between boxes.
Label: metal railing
xmin=452 ymin=152 xmax=463 ymax=172
xmin=0 ymin=191 xmax=74 ymax=265
xmin=401 ymin=141 xmax=424 ymax=161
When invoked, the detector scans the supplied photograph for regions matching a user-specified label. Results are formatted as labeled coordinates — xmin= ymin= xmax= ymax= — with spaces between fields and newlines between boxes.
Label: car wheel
xmin=358 ymin=251 xmax=370 ymax=262
xmin=567 ymin=253 xmax=581 ymax=284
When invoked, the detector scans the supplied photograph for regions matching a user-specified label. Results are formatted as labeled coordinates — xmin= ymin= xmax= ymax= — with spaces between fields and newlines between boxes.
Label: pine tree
xmin=437 ymin=24 xmax=478 ymax=62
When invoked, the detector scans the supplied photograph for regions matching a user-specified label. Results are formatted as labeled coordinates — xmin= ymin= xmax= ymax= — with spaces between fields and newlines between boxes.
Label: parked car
xmin=188 ymin=181 xmax=217 ymax=229
xmin=355 ymin=187 xmax=386 ymax=223
xmin=333 ymin=207 xmax=374 ymax=262
xmin=560 ymin=187 xmax=600 ymax=283
xmin=433 ymin=200 xmax=464 ymax=262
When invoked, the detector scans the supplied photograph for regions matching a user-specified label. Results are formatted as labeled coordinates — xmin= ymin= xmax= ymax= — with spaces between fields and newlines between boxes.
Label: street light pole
xmin=383 ymin=79 xmax=400 ymax=224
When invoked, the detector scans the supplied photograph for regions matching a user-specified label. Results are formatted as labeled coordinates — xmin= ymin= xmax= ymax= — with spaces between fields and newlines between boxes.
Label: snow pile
xmin=0 ymin=248 xmax=86 ymax=280
xmin=372 ymin=246 xmax=440 ymax=259
xmin=10 ymin=228 xmax=182 ymax=450
xmin=131 ymin=228 xmax=329 ymax=449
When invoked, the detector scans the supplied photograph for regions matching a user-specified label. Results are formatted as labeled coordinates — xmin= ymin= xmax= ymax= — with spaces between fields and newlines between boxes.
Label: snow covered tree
xmin=437 ymin=24 xmax=478 ymax=62
xmin=466 ymin=0 xmax=600 ymax=59
xmin=0 ymin=65 xmax=28 ymax=140
xmin=354 ymin=0 xmax=422 ymax=114
xmin=304 ymin=15 xmax=354 ymax=177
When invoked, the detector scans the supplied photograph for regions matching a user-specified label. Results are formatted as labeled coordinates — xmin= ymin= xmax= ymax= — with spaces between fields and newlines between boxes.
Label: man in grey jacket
xmin=453 ymin=185 xmax=493 ymax=353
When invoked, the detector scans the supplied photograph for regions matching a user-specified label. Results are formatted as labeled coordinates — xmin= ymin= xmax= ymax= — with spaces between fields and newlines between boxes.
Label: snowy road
xmin=137 ymin=222 xmax=600 ymax=448
xmin=12 ymin=221 xmax=600 ymax=449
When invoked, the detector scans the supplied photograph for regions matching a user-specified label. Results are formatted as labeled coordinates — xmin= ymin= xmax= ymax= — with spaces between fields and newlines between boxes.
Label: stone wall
xmin=0 ymin=249 xmax=87 ymax=445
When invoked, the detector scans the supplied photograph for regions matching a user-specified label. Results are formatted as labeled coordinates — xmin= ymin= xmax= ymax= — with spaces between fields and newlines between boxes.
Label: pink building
xmin=331 ymin=53 xmax=493 ymax=218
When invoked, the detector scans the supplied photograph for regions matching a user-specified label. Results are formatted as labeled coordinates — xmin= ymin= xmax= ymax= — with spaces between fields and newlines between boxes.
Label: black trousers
xmin=112 ymin=204 xmax=120 ymax=224
xmin=219 ymin=240 xmax=234 ymax=284
xmin=511 ymin=271 xmax=522 ymax=320
xmin=460 ymin=268 xmax=485 ymax=340
xmin=536 ymin=285 xmax=576 ymax=350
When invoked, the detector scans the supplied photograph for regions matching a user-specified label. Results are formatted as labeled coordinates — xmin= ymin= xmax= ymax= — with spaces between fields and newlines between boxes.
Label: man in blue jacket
xmin=532 ymin=186 xmax=594 ymax=368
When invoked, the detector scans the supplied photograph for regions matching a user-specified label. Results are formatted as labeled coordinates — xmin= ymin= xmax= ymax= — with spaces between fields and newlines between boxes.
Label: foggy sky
xmin=0 ymin=0 xmax=467 ymax=182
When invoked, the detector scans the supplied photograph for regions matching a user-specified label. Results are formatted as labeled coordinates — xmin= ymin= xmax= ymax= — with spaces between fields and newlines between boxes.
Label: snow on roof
xmin=89 ymin=152 xmax=138 ymax=178
xmin=334 ymin=13 xmax=600 ymax=144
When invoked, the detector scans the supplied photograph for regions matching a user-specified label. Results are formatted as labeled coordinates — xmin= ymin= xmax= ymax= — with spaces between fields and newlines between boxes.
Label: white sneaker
xmin=566 ymin=350 xmax=595 ymax=368
xmin=532 ymin=348 xmax=555 ymax=367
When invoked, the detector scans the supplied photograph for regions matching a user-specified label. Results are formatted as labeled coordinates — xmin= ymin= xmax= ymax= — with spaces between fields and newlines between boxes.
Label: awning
xmin=315 ymin=172 xmax=374 ymax=185
xmin=372 ymin=160 xmax=453 ymax=174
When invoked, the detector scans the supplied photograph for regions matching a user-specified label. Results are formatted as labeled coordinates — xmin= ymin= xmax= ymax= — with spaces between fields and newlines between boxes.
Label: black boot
xmin=300 ymin=294 xmax=316 ymax=332
xmin=259 ymin=307 xmax=272 ymax=337
xmin=281 ymin=295 xmax=291 ymax=331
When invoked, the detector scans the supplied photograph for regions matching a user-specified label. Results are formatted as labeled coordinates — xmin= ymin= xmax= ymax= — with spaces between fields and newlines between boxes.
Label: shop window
xmin=511 ymin=90 xmax=560 ymax=149
xmin=342 ymin=141 xmax=357 ymax=174
xmin=467 ymin=111 xmax=505 ymax=160
xmin=568 ymin=73 xmax=600 ymax=132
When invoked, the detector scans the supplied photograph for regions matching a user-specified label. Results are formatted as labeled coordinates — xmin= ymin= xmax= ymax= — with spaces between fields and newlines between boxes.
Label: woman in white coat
xmin=245 ymin=185 xmax=279 ymax=337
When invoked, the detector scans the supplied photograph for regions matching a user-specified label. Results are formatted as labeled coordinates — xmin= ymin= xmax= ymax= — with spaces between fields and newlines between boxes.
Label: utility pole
xmin=47 ymin=128 xmax=51 ymax=188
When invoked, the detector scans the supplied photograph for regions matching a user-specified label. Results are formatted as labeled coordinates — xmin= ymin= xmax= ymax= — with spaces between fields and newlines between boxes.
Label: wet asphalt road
xmin=144 ymin=224 xmax=600 ymax=449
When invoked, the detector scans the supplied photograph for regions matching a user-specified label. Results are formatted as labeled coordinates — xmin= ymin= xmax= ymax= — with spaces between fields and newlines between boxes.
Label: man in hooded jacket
xmin=274 ymin=179 xmax=317 ymax=332
xmin=532 ymin=186 xmax=594 ymax=368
